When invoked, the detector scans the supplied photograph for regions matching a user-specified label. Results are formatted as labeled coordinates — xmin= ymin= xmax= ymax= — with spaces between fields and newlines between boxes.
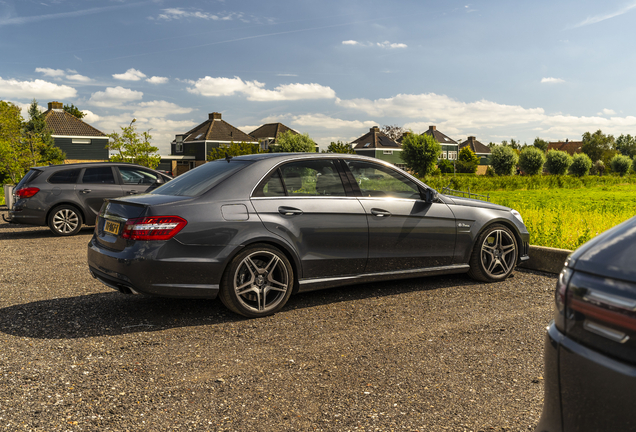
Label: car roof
xmin=226 ymin=152 xmax=388 ymax=163
xmin=31 ymin=162 xmax=160 ymax=171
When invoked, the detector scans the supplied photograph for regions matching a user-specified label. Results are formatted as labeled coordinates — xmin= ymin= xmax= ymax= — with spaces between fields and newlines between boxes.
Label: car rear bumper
xmin=87 ymin=235 xmax=227 ymax=299
xmin=536 ymin=322 xmax=636 ymax=432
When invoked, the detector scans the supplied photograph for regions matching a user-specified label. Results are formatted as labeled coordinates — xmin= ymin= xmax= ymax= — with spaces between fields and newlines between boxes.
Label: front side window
xmin=48 ymin=168 xmax=81 ymax=184
xmin=280 ymin=160 xmax=346 ymax=197
xmin=82 ymin=167 xmax=115 ymax=184
xmin=119 ymin=167 xmax=159 ymax=185
xmin=344 ymin=160 xmax=421 ymax=200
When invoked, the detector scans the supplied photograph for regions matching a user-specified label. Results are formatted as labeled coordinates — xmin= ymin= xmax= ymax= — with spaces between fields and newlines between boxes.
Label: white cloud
xmin=289 ymin=114 xmax=377 ymax=129
xmin=598 ymin=108 xmax=616 ymax=116
xmin=541 ymin=77 xmax=565 ymax=84
xmin=377 ymin=41 xmax=407 ymax=49
xmin=133 ymin=100 xmax=193 ymax=118
xmin=0 ymin=77 xmax=77 ymax=100
xmin=342 ymin=40 xmax=361 ymax=45
xmin=81 ymin=110 xmax=100 ymax=123
xmin=187 ymin=76 xmax=336 ymax=101
xmin=35 ymin=67 xmax=65 ymax=78
xmin=146 ymin=76 xmax=169 ymax=84
xmin=66 ymin=73 xmax=92 ymax=82
xmin=569 ymin=3 xmax=636 ymax=29
xmin=88 ymin=86 xmax=143 ymax=107
xmin=152 ymin=8 xmax=240 ymax=21
xmin=112 ymin=68 xmax=147 ymax=81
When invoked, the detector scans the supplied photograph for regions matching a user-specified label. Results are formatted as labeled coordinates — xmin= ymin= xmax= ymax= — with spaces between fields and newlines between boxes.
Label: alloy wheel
xmin=53 ymin=208 xmax=79 ymax=234
xmin=480 ymin=229 xmax=517 ymax=278
xmin=233 ymin=251 xmax=290 ymax=314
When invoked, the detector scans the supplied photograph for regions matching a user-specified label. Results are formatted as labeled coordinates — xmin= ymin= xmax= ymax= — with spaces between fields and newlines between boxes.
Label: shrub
xmin=590 ymin=160 xmax=605 ymax=176
xmin=456 ymin=147 xmax=479 ymax=173
xmin=400 ymin=133 xmax=441 ymax=176
xmin=545 ymin=150 xmax=572 ymax=175
xmin=518 ymin=146 xmax=545 ymax=175
xmin=569 ymin=153 xmax=593 ymax=177
xmin=438 ymin=158 xmax=454 ymax=174
xmin=485 ymin=166 xmax=495 ymax=177
xmin=610 ymin=154 xmax=632 ymax=176
xmin=490 ymin=145 xmax=519 ymax=176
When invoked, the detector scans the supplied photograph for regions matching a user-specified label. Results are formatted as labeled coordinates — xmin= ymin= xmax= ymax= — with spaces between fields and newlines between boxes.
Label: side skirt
xmin=298 ymin=264 xmax=471 ymax=292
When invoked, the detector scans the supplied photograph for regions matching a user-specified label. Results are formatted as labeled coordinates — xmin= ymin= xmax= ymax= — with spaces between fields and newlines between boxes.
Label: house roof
xmin=43 ymin=102 xmax=106 ymax=137
xmin=249 ymin=123 xmax=297 ymax=141
xmin=352 ymin=126 xmax=401 ymax=149
xmin=547 ymin=140 xmax=583 ymax=155
xmin=183 ymin=112 xmax=256 ymax=143
xmin=422 ymin=125 xmax=457 ymax=145
xmin=459 ymin=136 xmax=491 ymax=154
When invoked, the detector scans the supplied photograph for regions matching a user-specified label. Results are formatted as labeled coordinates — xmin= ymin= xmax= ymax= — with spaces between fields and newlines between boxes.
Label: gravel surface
xmin=0 ymin=214 xmax=556 ymax=431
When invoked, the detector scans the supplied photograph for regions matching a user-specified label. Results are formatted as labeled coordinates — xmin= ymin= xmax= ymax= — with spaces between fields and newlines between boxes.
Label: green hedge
xmin=420 ymin=174 xmax=636 ymax=192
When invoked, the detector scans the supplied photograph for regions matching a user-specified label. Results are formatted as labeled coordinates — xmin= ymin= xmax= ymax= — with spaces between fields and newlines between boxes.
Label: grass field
xmin=486 ymin=184 xmax=636 ymax=250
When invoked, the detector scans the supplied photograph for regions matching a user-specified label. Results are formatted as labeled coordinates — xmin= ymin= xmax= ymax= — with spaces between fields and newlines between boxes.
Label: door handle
xmin=371 ymin=208 xmax=391 ymax=217
xmin=126 ymin=190 xmax=138 ymax=195
xmin=80 ymin=189 xmax=92 ymax=194
xmin=278 ymin=206 xmax=303 ymax=216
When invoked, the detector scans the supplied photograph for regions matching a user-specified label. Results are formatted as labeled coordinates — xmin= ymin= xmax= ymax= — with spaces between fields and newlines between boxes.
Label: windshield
xmin=150 ymin=160 xmax=250 ymax=196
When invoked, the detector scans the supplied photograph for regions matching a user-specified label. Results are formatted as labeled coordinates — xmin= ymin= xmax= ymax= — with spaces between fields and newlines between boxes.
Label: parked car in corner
xmin=7 ymin=162 xmax=172 ymax=236
xmin=536 ymin=215 xmax=636 ymax=432
xmin=87 ymin=153 xmax=530 ymax=318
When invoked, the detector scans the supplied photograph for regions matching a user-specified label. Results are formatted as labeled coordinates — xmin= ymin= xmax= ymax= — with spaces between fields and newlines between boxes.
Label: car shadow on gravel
xmin=0 ymin=226 xmax=94 ymax=239
xmin=0 ymin=273 xmax=480 ymax=340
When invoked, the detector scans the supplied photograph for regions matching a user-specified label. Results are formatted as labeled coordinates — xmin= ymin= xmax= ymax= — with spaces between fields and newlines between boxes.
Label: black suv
xmin=7 ymin=162 xmax=172 ymax=236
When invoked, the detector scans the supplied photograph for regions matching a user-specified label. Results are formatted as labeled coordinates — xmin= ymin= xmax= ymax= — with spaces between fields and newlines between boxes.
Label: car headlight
xmin=511 ymin=209 xmax=524 ymax=224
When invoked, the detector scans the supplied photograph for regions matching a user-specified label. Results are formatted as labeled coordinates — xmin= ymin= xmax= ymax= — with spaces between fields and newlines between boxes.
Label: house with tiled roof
xmin=422 ymin=126 xmax=458 ymax=161
xmin=352 ymin=126 xmax=404 ymax=168
xmin=547 ymin=139 xmax=583 ymax=155
xmin=43 ymin=101 xmax=108 ymax=163
xmin=459 ymin=136 xmax=492 ymax=165
xmin=249 ymin=122 xmax=298 ymax=151
xmin=168 ymin=112 xmax=258 ymax=174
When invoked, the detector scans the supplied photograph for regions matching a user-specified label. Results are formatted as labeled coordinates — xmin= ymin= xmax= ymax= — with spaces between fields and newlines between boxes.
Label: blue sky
xmin=2 ymin=0 xmax=636 ymax=153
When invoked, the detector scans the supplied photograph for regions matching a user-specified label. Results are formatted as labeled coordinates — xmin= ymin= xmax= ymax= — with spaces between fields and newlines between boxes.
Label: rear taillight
xmin=569 ymin=288 xmax=636 ymax=343
xmin=15 ymin=187 xmax=40 ymax=198
xmin=121 ymin=216 xmax=187 ymax=241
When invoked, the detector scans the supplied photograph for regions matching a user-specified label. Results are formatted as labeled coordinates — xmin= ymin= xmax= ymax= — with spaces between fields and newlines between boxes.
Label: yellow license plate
xmin=104 ymin=220 xmax=120 ymax=235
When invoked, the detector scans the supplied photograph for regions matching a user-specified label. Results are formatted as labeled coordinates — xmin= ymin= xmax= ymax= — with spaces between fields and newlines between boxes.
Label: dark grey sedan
xmin=87 ymin=153 xmax=529 ymax=317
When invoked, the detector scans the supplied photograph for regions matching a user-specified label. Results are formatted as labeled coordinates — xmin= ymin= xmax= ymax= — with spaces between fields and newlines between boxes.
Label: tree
xmin=582 ymin=130 xmax=615 ymax=163
xmin=274 ymin=131 xmax=316 ymax=153
xmin=518 ymin=146 xmax=545 ymax=175
xmin=400 ymin=133 xmax=441 ymax=176
xmin=490 ymin=145 xmax=519 ymax=176
xmin=23 ymin=99 xmax=65 ymax=166
xmin=610 ymin=154 xmax=632 ymax=176
xmin=456 ymin=147 xmax=479 ymax=173
xmin=108 ymin=119 xmax=161 ymax=169
xmin=501 ymin=138 xmax=521 ymax=150
xmin=590 ymin=160 xmax=605 ymax=176
xmin=381 ymin=124 xmax=406 ymax=141
xmin=207 ymin=141 xmax=262 ymax=161
xmin=0 ymin=101 xmax=31 ymax=183
xmin=616 ymin=134 xmax=636 ymax=158
xmin=323 ymin=141 xmax=354 ymax=154
xmin=533 ymin=137 xmax=549 ymax=153
xmin=569 ymin=153 xmax=593 ymax=177
xmin=63 ymin=104 xmax=85 ymax=119
xmin=544 ymin=149 xmax=572 ymax=175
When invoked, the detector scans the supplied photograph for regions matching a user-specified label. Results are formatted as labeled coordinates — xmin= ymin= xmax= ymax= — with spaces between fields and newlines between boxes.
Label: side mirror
xmin=424 ymin=188 xmax=438 ymax=203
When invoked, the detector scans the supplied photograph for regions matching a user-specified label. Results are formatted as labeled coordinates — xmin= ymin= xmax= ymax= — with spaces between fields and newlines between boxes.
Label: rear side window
xmin=48 ymin=169 xmax=81 ymax=184
xmin=82 ymin=167 xmax=115 ymax=184
xmin=151 ymin=160 xmax=250 ymax=196
xmin=280 ymin=160 xmax=346 ymax=196
xmin=15 ymin=169 xmax=43 ymax=189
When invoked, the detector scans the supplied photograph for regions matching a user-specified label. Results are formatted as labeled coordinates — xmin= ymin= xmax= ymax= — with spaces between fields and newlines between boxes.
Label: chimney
xmin=209 ymin=112 xmax=222 ymax=121
xmin=370 ymin=126 xmax=380 ymax=133
xmin=48 ymin=101 xmax=63 ymax=111
xmin=429 ymin=125 xmax=436 ymax=131
xmin=468 ymin=136 xmax=476 ymax=143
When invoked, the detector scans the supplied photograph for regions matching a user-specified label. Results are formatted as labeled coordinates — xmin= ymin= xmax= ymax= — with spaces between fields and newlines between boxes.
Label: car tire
xmin=219 ymin=244 xmax=294 ymax=318
xmin=468 ymin=224 xmax=518 ymax=282
xmin=48 ymin=205 xmax=83 ymax=236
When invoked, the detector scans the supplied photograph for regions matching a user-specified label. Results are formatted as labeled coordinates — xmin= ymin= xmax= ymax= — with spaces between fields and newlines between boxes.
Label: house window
xmin=175 ymin=142 xmax=183 ymax=153
xmin=383 ymin=150 xmax=393 ymax=155
xmin=441 ymin=151 xmax=448 ymax=159
xmin=72 ymin=138 xmax=91 ymax=144
xmin=448 ymin=151 xmax=457 ymax=160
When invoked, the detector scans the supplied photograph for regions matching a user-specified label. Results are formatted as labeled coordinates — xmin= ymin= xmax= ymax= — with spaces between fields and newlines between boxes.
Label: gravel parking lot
xmin=0 ymin=214 xmax=556 ymax=432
